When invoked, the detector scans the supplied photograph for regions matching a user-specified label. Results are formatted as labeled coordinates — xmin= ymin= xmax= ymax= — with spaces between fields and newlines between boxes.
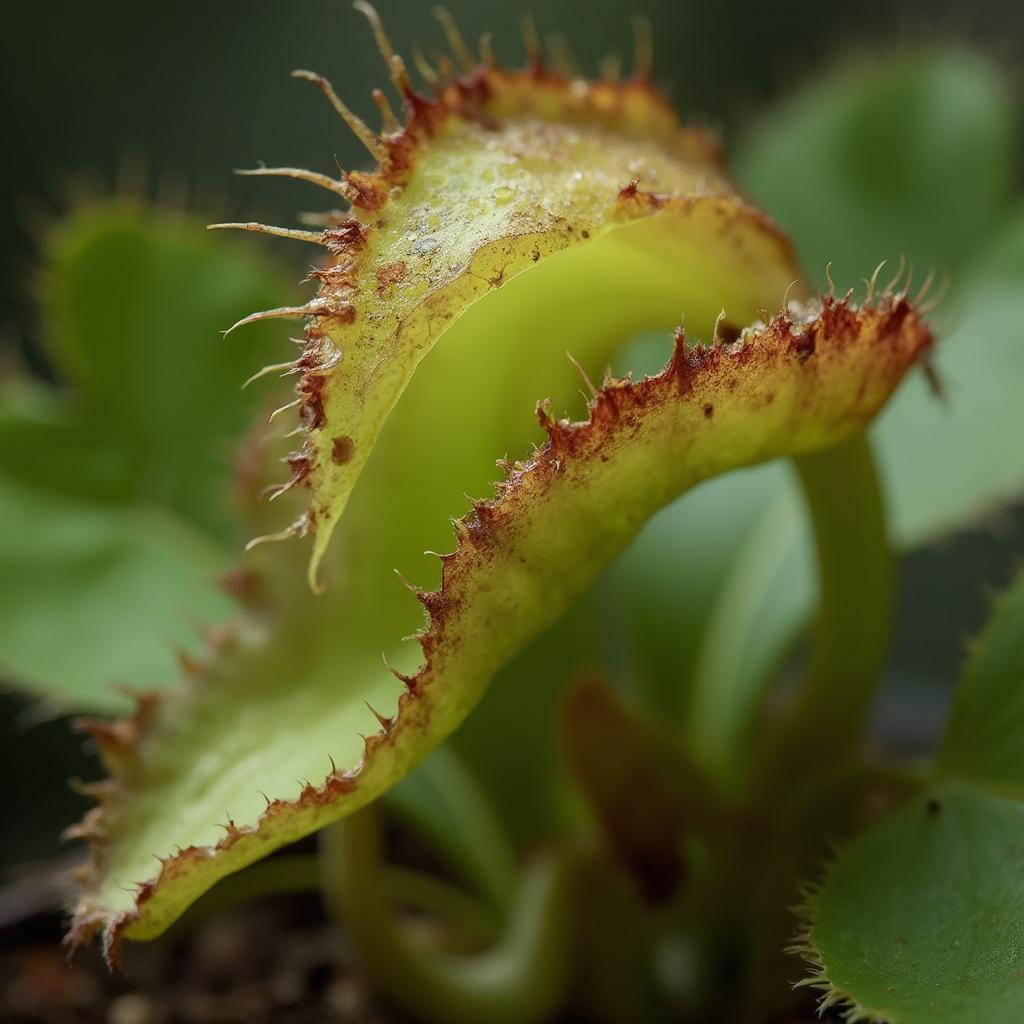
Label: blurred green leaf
xmin=940 ymin=569 xmax=1024 ymax=794
xmin=0 ymin=476 xmax=231 ymax=712
xmin=42 ymin=203 xmax=296 ymax=540
xmin=562 ymin=672 xmax=715 ymax=901
xmin=877 ymin=206 xmax=1024 ymax=544
xmin=0 ymin=381 xmax=134 ymax=502
xmin=679 ymin=209 xmax=1024 ymax=780
xmin=610 ymin=461 xmax=785 ymax=719
xmin=806 ymin=788 xmax=1024 ymax=1024
xmin=449 ymin=584 xmax=607 ymax=848
xmin=683 ymin=478 xmax=813 ymax=781
xmin=735 ymin=49 xmax=1015 ymax=286
xmin=385 ymin=745 xmax=517 ymax=910
xmin=0 ymin=202 xmax=294 ymax=710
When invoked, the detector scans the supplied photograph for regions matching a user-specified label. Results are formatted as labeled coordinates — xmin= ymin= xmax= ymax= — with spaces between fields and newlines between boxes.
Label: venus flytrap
xmin=3 ymin=8 xmax=1022 ymax=1023
xmin=64 ymin=6 xmax=930 ymax=960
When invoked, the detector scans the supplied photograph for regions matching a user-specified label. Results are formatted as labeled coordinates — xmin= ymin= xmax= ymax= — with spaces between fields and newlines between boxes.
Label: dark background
xmin=2 ymin=0 xmax=1022 ymax=353
xmin=1 ymin=0 xmax=1022 ymax=869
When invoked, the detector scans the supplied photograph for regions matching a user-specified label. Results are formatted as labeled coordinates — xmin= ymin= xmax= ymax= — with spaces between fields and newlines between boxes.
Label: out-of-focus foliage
xmin=0 ymin=205 xmax=293 ymax=710
xmin=734 ymin=50 xmax=1015 ymax=286
xmin=806 ymin=570 xmax=1024 ymax=1023
xmin=940 ymin=569 xmax=1024 ymax=793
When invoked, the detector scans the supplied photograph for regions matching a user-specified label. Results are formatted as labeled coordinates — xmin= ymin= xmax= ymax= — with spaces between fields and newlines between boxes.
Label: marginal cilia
xmin=207 ymin=3 xmax=716 ymax=590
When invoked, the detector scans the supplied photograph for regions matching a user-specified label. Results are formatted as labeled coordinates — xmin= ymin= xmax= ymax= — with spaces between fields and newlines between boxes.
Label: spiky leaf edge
xmin=67 ymin=289 xmax=931 ymax=964
xmin=213 ymin=12 xmax=738 ymax=589
xmin=789 ymin=868 xmax=890 ymax=1024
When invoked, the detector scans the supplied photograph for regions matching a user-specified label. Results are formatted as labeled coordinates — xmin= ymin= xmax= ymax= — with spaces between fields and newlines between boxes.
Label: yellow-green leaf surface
xmin=67 ymin=31 xmax=931 ymax=960
xmin=244 ymin=71 xmax=794 ymax=589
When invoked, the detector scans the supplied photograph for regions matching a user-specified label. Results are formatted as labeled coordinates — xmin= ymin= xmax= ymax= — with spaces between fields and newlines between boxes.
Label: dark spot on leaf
xmin=331 ymin=436 xmax=356 ymax=465
xmin=376 ymin=261 xmax=407 ymax=287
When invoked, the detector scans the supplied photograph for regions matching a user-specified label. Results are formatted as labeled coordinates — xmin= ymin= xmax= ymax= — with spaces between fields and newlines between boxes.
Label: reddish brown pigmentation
xmin=791 ymin=329 xmax=816 ymax=362
xmin=298 ymin=375 xmax=327 ymax=430
xmin=618 ymin=178 xmax=640 ymax=199
xmin=328 ymin=304 xmax=357 ymax=325
xmin=331 ymin=435 xmax=356 ymax=465
xmin=344 ymin=172 xmax=388 ymax=210
xmin=219 ymin=567 xmax=257 ymax=598
xmin=616 ymin=179 xmax=666 ymax=209
xmin=286 ymin=453 xmax=312 ymax=487
xmin=323 ymin=218 xmax=369 ymax=253
xmin=375 ymin=260 xmax=407 ymax=287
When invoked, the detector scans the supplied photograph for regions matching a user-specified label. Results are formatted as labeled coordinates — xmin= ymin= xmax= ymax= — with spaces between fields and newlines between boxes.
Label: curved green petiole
xmin=320 ymin=806 xmax=578 ymax=1024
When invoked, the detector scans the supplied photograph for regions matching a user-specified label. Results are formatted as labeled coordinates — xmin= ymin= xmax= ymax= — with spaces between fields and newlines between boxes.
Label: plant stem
xmin=766 ymin=431 xmax=893 ymax=783
xmin=719 ymin=432 xmax=892 ymax=1022
xmin=319 ymin=805 xmax=579 ymax=1024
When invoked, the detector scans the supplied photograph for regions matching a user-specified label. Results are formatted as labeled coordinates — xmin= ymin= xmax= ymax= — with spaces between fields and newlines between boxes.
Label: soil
xmin=0 ymin=862 xmax=837 ymax=1024
xmin=1 ymin=887 xmax=398 ymax=1024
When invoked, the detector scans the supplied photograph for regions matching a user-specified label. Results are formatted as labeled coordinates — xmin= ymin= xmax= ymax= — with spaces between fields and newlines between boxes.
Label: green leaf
xmin=685 ymin=207 xmax=1024 ymax=778
xmin=802 ymin=788 xmax=1024 ymax=1024
xmin=449 ymin=582 xmax=608 ymax=848
xmin=42 ymin=203 xmax=295 ymax=540
xmin=0 ymin=477 xmax=231 ymax=712
xmin=683 ymin=477 xmax=813 ymax=779
xmin=0 ymin=382 xmax=133 ymax=503
xmin=940 ymin=570 xmax=1024 ymax=794
xmin=610 ymin=460 xmax=787 ymax=719
xmin=875 ymin=207 xmax=1024 ymax=545
xmin=736 ymin=46 xmax=1022 ymax=543
xmin=0 ymin=203 xmax=293 ymax=710
xmin=735 ymin=49 xmax=1015 ymax=286
xmin=385 ymin=744 xmax=516 ymax=910
xmin=803 ymin=575 xmax=1024 ymax=1022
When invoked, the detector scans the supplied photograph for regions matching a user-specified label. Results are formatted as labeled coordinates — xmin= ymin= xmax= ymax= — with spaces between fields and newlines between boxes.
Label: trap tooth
xmin=234 ymin=165 xmax=352 ymax=200
xmin=290 ymin=69 xmax=387 ymax=163
xmin=207 ymin=221 xmax=323 ymax=245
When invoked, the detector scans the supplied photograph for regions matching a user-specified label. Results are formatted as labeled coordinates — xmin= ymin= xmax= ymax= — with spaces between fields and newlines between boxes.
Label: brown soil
xmin=1 ymin=893 xmax=399 ymax=1024
xmin=0 ymin=867 xmax=835 ymax=1024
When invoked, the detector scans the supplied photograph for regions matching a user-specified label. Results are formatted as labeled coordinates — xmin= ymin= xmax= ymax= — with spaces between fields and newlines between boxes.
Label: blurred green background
xmin=1 ymin=0 xmax=1022 ymax=873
